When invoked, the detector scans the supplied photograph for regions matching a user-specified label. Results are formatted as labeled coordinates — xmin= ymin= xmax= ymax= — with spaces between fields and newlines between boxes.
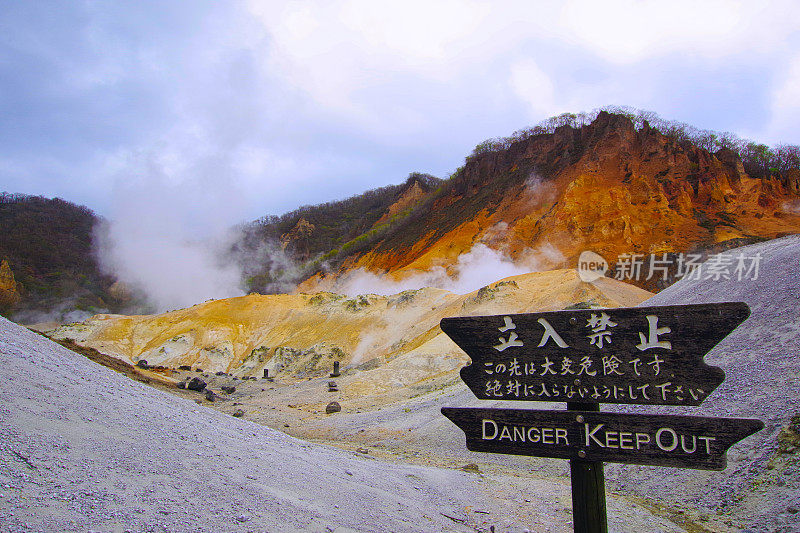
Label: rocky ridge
xmin=298 ymin=113 xmax=800 ymax=293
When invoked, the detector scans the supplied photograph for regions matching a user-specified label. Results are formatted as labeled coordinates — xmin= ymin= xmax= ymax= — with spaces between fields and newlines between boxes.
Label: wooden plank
xmin=441 ymin=407 xmax=763 ymax=470
xmin=568 ymin=402 xmax=607 ymax=533
xmin=440 ymin=302 xmax=750 ymax=406
xmin=571 ymin=459 xmax=607 ymax=533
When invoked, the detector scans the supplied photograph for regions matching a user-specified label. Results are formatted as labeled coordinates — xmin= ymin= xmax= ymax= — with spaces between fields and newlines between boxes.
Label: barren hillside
xmin=294 ymin=112 xmax=800 ymax=293
xmin=49 ymin=269 xmax=652 ymax=395
xmin=5 ymin=236 xmax=800 ymax=532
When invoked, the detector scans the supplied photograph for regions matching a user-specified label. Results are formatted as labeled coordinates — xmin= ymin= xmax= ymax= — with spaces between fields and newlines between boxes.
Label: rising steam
xmin=94 ymin=147 xmax=566 ymax=311
xmin=94 ymin=154 xmax=250 ymax=313
xmin=335 ymin=242 xmax=564 ymax=297
xmin=94 ymin=222 xmax=244 ymax=313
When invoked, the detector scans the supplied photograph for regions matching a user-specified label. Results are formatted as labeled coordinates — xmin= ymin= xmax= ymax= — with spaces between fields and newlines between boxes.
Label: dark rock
xmin=233 ymin=409 xmax=245 ymax=418
xmin=356 ymin=447 xmax=368 ymax=454
xmin=221 ymin=385 xmax=236 ymax=394
xmin=215 ymin=371 xmax=227 ymax=376
xmin=186 ymin=377 xmax=207 ymax=392
xmin=325 ymin=401 xmax=341 ymax=414
xmin=195 ymin=368 xmax=203 ymax=373
xmin=461 ymin=463 xmax=481 ymax=473
xmin=353 ymin=357 xmax=381 ymax=371
xmin=177 ymin=381 xmax=186 ymax=389
xmin=204 ymin=389 xmax=216 ymax=402
xmin=178 ymin=365 xmax=191 ymax=371
xmin=136 ymin=360 xmax=149 ymax=369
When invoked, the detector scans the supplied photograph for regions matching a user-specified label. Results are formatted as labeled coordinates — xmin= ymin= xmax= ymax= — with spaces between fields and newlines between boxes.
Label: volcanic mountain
xmin=257 ymin=111 xmax=800 ymax=293
xmin=3 ymin=109 xmax=800 ymax=316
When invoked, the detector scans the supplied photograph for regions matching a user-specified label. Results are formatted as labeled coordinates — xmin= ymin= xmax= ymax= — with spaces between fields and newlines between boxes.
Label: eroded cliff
xmin=297 ymin=112 xmax=800 ymax=292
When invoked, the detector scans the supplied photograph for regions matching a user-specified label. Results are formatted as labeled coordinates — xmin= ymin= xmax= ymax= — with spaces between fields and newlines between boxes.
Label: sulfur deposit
xmin=50 ymin=269 xmax=651 ymax=396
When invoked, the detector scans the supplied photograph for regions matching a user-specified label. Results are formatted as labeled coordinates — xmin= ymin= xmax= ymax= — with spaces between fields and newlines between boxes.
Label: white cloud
xmin=245 ymin=0 xmax=494 ymax=121
xmin=767 ymin=53 xmax=800 ymax=143
xmin=559 ymin=0 xmax=799 ymax=64
xmin=509 ymin=59 xmax=561 ymax=117
xmin=4 ymin=0 xmax=800 ymax=237
xmin=245 ymin=0 xmax=800 ymax=135
xmin=774 ymin=56 xmax=800 ymax=112
xmin=508 ymin=58 xmax=632 ymax=122
xmin=559 ymin=0 xmax=741 ymax=64
xmin=339 ymin=0 xmax=488 ymax=65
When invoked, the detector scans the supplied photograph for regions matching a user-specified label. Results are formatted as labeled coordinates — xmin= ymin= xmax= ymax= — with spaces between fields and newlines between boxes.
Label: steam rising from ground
xmin=783 ymin=200 xmax=800 ymax=215
xmin=94 ymin=152 xmax=250 ymax=313
xmin=350 ymin=330 xmax=384 ymax=368
xmin=13 ymin=299 xmax=100 ymax=326
xmin=93 ymin=150 xmax=565 ymax=310
xmin=233 ymin=238 xmax=304 ymax=295
xmin=335 ymin=242 xmax=564 ymax=297
xmin=95 ymin=222 xmax=244 ymax=313
xmin=339 ymin=240 xmax=565 ymax=366
xmin=525 ymin=171 xmax=558 ymax=207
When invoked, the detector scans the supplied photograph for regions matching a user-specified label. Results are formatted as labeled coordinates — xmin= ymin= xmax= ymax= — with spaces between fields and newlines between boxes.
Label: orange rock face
xmin=372 ymin=180 xmax=427 ymax=227
xmin=280 ymin=217 xmax=316 ymax=261
xmin=303 ymin=113 xmax=800 ymax=292
xmin=0 ymin=259 xmax=21 ymax=314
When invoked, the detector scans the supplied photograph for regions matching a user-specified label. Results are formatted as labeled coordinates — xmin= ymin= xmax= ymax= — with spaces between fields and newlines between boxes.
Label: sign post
xmin=568 ymin=401 xmax=606 ymax=533
xmin=440 ymin=302 xmax=763 ymax=532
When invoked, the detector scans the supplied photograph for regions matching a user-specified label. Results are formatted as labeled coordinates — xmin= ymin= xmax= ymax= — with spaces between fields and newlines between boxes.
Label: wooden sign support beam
xmin=568 ymin=402 xmax=607 ymax=533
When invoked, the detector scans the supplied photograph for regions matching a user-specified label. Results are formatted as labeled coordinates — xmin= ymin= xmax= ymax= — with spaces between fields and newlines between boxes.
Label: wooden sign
xmin=441 ymin=407 xmax=763 ymax=470
xmin=440 ymin=302 xmax=750 ymax=406
xmin=441 ymin=302 xmax=760 ymax=532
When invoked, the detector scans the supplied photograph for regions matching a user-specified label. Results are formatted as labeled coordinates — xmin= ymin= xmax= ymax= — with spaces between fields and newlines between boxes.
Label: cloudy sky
xmin=2 ymin=0 xmax=799 ymax=225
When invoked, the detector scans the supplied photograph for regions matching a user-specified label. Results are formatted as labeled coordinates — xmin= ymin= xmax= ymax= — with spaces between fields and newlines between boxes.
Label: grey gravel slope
xmin=605 ymin=235 xmax=800 ymax=532
xmin=0 ymin=314 xmax=684 ymax=532
xmin=0 ymin=316 xmax=526 ymax=533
